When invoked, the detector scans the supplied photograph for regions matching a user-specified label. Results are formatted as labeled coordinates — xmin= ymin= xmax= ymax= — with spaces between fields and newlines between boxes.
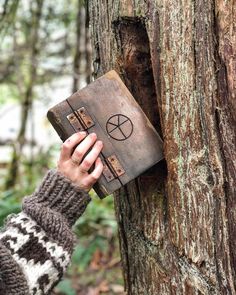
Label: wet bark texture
xmin=89 ymin=1 xmax=235 ymax=294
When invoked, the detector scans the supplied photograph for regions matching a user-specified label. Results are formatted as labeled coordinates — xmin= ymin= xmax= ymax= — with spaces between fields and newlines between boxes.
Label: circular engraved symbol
xmin=106 ymin=114 xmax=133 ymax=141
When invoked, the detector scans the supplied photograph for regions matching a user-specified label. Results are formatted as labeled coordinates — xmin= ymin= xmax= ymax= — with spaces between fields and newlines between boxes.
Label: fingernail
xmin=80 ymin=131 xmax=87 ymax=135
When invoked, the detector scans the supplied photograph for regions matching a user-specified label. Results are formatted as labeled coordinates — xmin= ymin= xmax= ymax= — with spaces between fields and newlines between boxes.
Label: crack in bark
xmin=114 ymin=186 xmax=132 ymax=293
xmin=212 ymin=1 xmax=236 ymax=292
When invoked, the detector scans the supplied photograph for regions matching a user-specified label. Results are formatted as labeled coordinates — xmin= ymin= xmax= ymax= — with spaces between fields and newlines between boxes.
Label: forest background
xmin=0 ymin=0 xmax=124 ymax=294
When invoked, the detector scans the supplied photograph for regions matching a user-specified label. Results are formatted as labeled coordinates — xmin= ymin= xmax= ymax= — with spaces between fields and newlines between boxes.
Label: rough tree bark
xmin=89 ymin=0 xmax=235 ymax=294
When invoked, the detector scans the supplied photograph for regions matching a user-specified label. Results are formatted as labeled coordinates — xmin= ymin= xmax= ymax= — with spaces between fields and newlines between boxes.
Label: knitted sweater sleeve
xmin=0 ymin=169 xmax=91 ymax=295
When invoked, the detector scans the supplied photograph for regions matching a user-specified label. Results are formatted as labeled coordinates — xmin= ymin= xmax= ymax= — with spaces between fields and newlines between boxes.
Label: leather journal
xmin=47 ymin=70 xmax=164 ymax=198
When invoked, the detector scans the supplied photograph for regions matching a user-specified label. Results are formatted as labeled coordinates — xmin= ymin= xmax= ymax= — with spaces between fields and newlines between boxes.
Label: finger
xmin=71 ymin=132 xmax=97 ymax=165
xmin=60 ymin=131 xmax=87 ymax=161
xmin=85 ymin=157 xmax=104 ymax=185
xmin=79 ymin=140 xmax=103 ymax=172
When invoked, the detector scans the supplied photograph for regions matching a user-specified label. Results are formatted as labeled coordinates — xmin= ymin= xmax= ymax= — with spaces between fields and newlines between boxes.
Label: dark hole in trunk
xmin=112 ymin=17 xmax=162 ymax=137
xmin=112 ymin=16 xmax=167 ymax=185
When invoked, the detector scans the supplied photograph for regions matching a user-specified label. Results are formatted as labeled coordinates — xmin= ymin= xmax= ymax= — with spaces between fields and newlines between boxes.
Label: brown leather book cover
xmin=47 ymin=70 xmax=163 ymax=198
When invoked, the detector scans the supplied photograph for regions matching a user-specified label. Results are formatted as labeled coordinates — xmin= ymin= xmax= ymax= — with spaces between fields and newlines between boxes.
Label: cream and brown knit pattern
xmin=0 ymin=212 xmax=70 ymax=294
xmin=0 ymin=170 xmax=91 ymax=295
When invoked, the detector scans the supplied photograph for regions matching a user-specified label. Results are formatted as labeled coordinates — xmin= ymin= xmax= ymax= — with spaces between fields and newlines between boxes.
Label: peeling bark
xmin=89 ymin=0 xmax=236 ymax=294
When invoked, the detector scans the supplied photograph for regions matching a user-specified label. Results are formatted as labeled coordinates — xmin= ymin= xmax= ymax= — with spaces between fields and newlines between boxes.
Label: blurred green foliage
xmin=0 ymin=144 xmax=57 ymax=225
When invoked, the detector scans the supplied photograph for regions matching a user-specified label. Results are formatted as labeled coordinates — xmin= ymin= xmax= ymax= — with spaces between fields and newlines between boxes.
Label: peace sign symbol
xmin=106 ymin=114 xmax=133 ymax=141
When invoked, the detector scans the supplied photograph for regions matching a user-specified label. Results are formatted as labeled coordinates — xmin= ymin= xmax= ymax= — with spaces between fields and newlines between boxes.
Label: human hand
xmin=57 ymin=131 xmax=104 ymax=192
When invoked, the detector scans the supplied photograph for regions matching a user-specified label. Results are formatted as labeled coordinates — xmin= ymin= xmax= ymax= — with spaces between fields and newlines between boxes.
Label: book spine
xmin=47 ymin=109 xmax=68 ymax=142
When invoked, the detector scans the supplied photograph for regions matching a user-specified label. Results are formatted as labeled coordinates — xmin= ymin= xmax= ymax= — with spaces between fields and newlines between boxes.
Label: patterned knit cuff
xmin=22 ymin=169 xmax=91 ymax=227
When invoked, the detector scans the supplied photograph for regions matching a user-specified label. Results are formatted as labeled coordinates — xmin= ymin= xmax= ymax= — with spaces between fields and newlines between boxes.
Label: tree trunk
xmin=84 ymin=0 xmax=92 ymax=84
xmin=72 ymin=0 xmax=92 ymax=92
xmin=72 ymin=0 xmax=84 ymax=92
xmin=0 ymin=0 xmax=20 ymax=39
xmin=5 ymin=0 xmax=44 ymax=189
xmin=89 ymin=0 xmax=236 ymax=294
